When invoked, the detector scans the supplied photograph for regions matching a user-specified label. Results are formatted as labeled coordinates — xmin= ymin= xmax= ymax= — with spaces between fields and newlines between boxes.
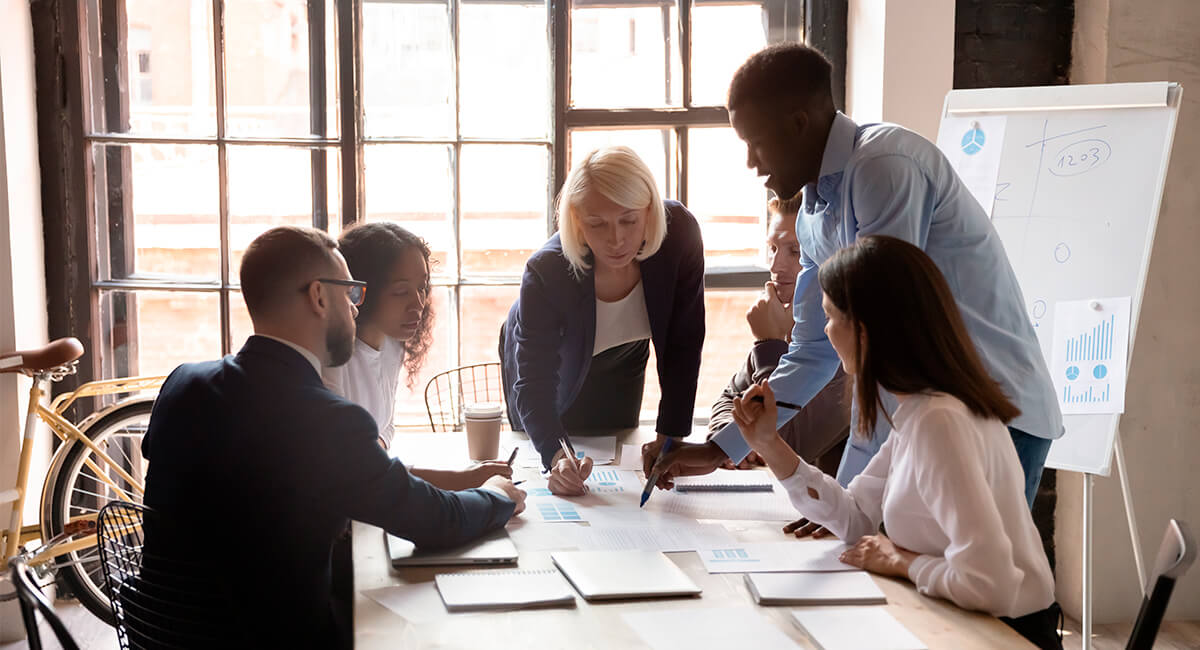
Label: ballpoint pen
xmin=749 ymin=394 xmax=804 ymax=411
xmin=639 ymin=436 xmax=675 ymax=508
xmin=558 ymin=437 xmax=580 ymax=471
xmin=506 ymin=446 xmax=518 ymax=467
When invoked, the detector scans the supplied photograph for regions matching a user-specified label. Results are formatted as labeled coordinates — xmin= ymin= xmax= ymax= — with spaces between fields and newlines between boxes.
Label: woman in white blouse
xmin=732 ymin=235 xmax=1061 ymax=649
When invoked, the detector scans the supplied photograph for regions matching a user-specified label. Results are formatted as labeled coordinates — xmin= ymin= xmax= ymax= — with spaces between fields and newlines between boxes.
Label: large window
xmin=79 ymin=0 xmax=803 ymax=427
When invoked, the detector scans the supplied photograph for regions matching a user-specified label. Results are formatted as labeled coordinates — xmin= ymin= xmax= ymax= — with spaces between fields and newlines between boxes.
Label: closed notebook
xmin=745 ymin=571 xmax=887 ymax=606
xmin=434 ymin=569 xmax=576 ymax=612
xmin=673 ymin=469 xmax=774 ymax=493
xmin=551 ymin=550 xmax=702 ymax=601
xmin=792 ymin=607 xmax=926 ymax=650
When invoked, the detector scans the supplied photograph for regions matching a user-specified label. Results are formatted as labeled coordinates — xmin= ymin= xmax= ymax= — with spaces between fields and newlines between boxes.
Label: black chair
xmin=97 ymin=501 xmax=227 ymax=649
xmin=7 ymin=555 xmax=81 ymax=650
xmin=1126 ymin=518 xmax=1196 ymax=650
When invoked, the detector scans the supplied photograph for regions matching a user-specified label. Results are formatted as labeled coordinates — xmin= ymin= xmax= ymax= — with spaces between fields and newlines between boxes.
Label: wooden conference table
xmin=353 ymin=428 xmax=1033 ymax=649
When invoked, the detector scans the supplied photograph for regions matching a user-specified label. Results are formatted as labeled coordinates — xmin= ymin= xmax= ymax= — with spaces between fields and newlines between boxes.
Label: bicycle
xmin=1 ymin=337 xmax=164 ymax=624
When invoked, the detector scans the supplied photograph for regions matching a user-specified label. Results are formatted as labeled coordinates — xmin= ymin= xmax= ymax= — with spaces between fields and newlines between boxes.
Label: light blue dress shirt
xmin=713 ymin=112 xmax=1063 ymax=483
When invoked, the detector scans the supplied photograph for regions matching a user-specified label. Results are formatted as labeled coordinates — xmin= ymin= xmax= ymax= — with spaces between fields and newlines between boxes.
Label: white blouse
xmin=593 ymin=280 xmax=652 ymax=355
xmin=778 ymin=392 xmax=1055 ymax=618
xmin=323 ymin=336 xmax=406 ymax=448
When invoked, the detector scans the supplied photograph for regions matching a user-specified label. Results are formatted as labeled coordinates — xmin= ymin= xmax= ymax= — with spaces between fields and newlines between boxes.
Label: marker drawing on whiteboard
xmin=1031 ymin=299 xmax=1048 ymax=328
xmin=1054 ymin=243 xmax=1071 ymax=264
xmin=1050 ymin=138 xmax=1111 ymax=177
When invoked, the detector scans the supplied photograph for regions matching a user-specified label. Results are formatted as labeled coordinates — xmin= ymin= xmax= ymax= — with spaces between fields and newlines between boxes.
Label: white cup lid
xmin=463 ymin=402 xmax=504 ymax=419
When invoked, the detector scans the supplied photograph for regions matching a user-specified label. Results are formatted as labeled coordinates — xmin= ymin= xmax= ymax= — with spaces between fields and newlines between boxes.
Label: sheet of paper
xmin=573 ymin=436 xmax=616 ymax=464
xmin=519 ymin=478 xmax=698 ymax=527
xmin=792 ymin=607 xmax=927 ymax=650
xmin=362 ymin=583 xmax=447 ymax=625
xmin=618 ymin=443 xmax=643 ymax=470
xmin=583 ymin=468 xmax=640 ymax=494
xmin=644 ymin=482 xmax=799 ymax=521
xmin=505 ymin=519 xmax=583 ymax=551
xmin=1050 ymin=297 xmax=1130 ymax=414
xmin=698 ymin=540 xmax=854 ymax=573
xmin=567 ymin=523 xmax=736 ymax=553
xmin=936 ymin=115 xmax=1007 ymax=216
xmin=514 ymin=440 xmax=544 ymax=469
xmin=528 ymin=496 xmax=589 ymax=523
xmin=623 ymin=607 xmax=800 ymax=650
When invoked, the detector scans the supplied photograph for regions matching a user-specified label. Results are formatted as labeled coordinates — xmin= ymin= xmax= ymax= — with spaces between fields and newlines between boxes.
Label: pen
xmin=748 ymin=394 xmax=804 ymax=411
xmin=513 ymin=480 xmax=526 ymax=486
xmin=558 ymin=437 xmax=580 ymax=471
xmin=506 ymin=446 xmax=518 ymax=466
xmin=639 ymin=437 xmax=675 ymax=508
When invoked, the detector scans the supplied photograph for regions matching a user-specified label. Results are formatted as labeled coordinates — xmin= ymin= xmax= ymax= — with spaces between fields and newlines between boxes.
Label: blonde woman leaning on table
xmin=500 ymin=146 xmax=705 ymax=496
xmin=731 ymin=235 xmax=1062 ymax=650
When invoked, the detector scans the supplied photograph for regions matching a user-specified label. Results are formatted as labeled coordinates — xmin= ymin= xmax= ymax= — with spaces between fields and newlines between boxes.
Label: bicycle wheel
xmin=46 ymin=399 xmax=154 ymax=624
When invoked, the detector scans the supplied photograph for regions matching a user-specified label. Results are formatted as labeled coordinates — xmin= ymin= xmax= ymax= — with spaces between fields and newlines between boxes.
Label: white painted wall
xmin=1057 ymin=0 xmax=1200 ymax=624
xmin=846 ymin=0 xmax=955 ymax=141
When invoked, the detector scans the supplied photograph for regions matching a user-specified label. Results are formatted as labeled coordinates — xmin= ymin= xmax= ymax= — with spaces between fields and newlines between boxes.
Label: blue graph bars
xmin=1062 ymin=384 xmax=1111 ymax=404
xmin=1066 ymin=314 xmax=1115 ymax=363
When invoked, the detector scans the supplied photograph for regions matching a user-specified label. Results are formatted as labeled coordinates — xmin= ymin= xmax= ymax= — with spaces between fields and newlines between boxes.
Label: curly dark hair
xmin=337 ymin=222 xmax=434 ymax=389
xmin=727 ymin=42 xmax=834 ymax=114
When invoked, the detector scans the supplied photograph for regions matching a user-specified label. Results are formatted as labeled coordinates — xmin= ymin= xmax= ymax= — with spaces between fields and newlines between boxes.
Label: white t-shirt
xmin=593 ymin=280 xmax=652 ymax=355
xmin=778 ymin=392 xmax=1055 ymax=618
xmin=324 ymin=336 xmax=406 ymax=448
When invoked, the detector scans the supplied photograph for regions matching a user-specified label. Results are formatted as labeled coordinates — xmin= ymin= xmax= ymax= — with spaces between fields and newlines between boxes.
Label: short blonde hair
xmin=557 ymin=146 xmax=667 ymax=276
xmin=767 ymin=194 xmax=804 ymax=220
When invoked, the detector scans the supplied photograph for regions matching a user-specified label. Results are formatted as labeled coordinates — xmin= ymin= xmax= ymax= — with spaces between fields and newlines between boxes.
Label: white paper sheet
xmin=618 ymin=443 xmax=644 ymax=470
xmin=1050 ymin=297 xmax=1130 ymax=414
xmin=623 ymin=607 xmax=800 ymax=650
xmin=362 ymin=583 xmax=447 ymax=625
xmin=573 ymin=436 xmax=616 ymax=464
xmin=792 ymin=607 xmax=926 ymax=650
xmin=644 ymin=482 xmax=798 ymax=521
xmin=505 ymin=519 xmax=583 ymax=551
xmin=936 ymin=115 xmax=1007 ymax=216
xmin=698 ymin=540 xmax=854 ymax=573
xmin=567 ymin=524 xmax=736 ymax=553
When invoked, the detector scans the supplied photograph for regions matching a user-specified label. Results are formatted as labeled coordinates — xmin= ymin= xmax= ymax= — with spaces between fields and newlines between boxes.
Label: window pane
xmin=460 ymin=145 xmax=549 ymax=277
xmin=225 ymin=0 xmax=337 ymax=138
xmin=459 ymin=285 xmax=517 ymax=366
xmin=227 ymin=146 xmax=340 ymax=277
xmin=687 ymin=127 xmax=767 ymax=266
xmin=570 ymin=4 xmax=681 ymax=108
xmin=691 ymin=3 xmax=768 ymax=106
xmin=460 ymin=2 xmax=550 ymax=138
xmin=394 ymin=288 xmax=453 ymax=428
xmin=99 ymin=290 xmax=221 ymax=378
xmin=363 ymin=1 xmax=454 ymax=138
xmin=89 ymin=0 xmax=216 ymax=136
xmin=569 ymin=129 xmax=677 ymax=202
xmin=95 ymin=143 xmax=219 ymax=281
xmin=230 ymin=290 xmax=254 ymax=353
xmin=364 ymin=145 xmax=455 ymax=277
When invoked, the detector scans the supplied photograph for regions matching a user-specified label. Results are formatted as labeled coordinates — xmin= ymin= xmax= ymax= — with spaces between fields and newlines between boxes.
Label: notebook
xmin=387 ymin=527 xmax=518 ymax=567
xmin=745 ymin=571 xmax=887 ymax=605
xmin=434 ymin=569 xmax=576 ymax=611
xmin=672 ymin=469 xmax=774 ymax=493
xmin=550 ymin=550 xmax=702 ymax=601
xmin=791 ymin=607 xmax=926 ymax=650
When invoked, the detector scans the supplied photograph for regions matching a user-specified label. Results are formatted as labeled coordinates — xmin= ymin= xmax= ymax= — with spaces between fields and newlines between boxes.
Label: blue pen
xmin=639 ymin=437 xmax=675 ymax=508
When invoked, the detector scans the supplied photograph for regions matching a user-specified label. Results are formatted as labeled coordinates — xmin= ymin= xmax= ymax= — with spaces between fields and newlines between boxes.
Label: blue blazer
xmin=502 ymin=200 xmax=706 ymax=468
xmin=141 ymin=336 xmax=514 ymax=647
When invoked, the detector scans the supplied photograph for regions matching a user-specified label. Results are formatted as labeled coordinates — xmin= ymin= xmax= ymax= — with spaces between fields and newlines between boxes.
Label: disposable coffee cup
xmin=464 ymin=402 xmax=503 ymax=461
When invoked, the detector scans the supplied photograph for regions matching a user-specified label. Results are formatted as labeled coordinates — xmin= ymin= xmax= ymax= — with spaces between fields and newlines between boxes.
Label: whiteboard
xmin=941 ymin=82 xmax=1182 ymax=476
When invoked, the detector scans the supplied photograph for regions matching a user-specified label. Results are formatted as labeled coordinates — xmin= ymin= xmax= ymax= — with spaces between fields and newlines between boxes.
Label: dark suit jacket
xmin=501 ymin=201 xmax=705 ymax=468
xmin=141 ymin=336 xmax=514 ymax=648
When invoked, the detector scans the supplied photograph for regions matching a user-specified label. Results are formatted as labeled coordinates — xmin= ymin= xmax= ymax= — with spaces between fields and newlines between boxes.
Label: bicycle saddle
xmin=0 ymin=337 xmax=84 ymax=374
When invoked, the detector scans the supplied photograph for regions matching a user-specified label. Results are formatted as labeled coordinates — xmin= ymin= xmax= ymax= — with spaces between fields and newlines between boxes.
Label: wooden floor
xmin=3 ymin=600 xmax=1200 ymax=650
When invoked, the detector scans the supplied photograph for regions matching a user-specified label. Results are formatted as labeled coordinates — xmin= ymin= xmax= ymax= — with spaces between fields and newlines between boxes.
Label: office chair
xmin=1126 ymin=518 xmax=1196 ymax=650
xmin=7 ymin=555 xmax=82 ymax=650
xmin=424 ymin=362 xmax=505 ymax=432
xmin=97 ymin=501 xmax=226 ymax=649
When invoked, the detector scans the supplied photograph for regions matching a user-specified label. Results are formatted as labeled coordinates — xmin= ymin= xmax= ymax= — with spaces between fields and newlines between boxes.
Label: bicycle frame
xmin=2 ymin=370 xmax=164 ymax=568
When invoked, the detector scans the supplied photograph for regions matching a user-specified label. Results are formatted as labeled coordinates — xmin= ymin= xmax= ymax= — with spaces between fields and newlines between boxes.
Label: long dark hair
xmin=818 ymin=235 xmax=1019 ymax=438
xmin=337 ymin=222 xmax=433 ymax=389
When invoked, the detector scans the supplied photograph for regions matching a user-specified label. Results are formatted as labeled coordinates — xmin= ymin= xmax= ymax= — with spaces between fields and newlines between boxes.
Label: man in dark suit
xmin=140 ymin=226 xmax=525 ymax=648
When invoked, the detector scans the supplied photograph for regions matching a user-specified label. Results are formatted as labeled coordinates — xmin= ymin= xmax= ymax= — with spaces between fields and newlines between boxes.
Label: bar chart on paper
xmin=1051 ymin=298 xmax=1130 ymax=415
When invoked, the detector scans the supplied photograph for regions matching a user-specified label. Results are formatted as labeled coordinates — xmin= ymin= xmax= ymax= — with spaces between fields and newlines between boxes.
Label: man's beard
xmin=326 ymin=318 xmax=355 ymax=367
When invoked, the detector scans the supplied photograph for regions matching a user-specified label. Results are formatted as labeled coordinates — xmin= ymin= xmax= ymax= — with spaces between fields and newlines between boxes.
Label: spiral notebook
xmin=672 ymin=469 xmax=775 ymax=493
xmin=434 ymin=569 xmax=576 ymax=612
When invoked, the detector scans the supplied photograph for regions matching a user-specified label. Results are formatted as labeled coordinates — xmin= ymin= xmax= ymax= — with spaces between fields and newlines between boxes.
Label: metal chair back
xmin=7 ymin=556 xmax=81 ymax=650
xmin=1126 ymin=518 xmax=1196 ymax=650
xmin=423 ymin=362 xmax=505 ymax=432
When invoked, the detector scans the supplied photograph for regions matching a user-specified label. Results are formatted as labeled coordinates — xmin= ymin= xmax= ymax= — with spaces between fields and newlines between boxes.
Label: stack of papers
xmin=745 ymin=571 xmax=887 ymax=605
xmin=434 ymin=569 xmax=576 ymax=611
xmin=792 ymin=607 xmax=926 ymax=650
xmin=623 ymin=607 xmax=800 ymax=650
xmin=698 ymin=540 xmax=854 ymax=573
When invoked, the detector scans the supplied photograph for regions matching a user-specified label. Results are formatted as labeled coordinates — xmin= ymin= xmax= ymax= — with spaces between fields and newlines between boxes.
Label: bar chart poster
xmin=1050 ymin=297 xmax=1131 ymax=415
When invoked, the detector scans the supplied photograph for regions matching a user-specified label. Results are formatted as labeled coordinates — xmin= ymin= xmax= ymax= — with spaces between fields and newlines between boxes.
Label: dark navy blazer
xmin=501 ymin=200 xmax=706 ymax=468
xmin=141 ymin=336 xmax=514 ymax=647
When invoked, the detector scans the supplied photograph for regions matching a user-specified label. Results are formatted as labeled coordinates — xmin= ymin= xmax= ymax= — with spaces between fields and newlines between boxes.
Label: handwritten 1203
xmin=1051 ymin=139 xmax=1111 ymax=177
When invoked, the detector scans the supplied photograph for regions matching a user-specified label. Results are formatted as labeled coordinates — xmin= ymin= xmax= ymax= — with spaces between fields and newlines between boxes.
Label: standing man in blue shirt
xmin=645 ymin=42 xmax=1061 ymax=508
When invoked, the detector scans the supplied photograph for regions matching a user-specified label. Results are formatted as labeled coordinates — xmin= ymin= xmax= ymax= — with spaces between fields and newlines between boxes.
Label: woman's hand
xmin=462 ymin=461 xmax=513 ymax=488
xmin=838 ymin=533 xmax=919 ymax=580
xmin=548 ymin=450 xmax=593 ymax=496
xmin=731 ymin=380 xmax=783 ymax=452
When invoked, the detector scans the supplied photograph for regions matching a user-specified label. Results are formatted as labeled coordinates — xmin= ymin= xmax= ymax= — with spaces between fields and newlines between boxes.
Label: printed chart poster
xmin=1051 ymin=297 xmax=1131 ymax=415
xmin=935 ymin=115 xmax=1007 ymax=216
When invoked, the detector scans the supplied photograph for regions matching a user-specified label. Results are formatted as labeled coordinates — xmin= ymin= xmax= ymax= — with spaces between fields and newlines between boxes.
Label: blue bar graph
xmin=1065 ymin=314 xmax=1116 ymax=363
xmin=1063 ymin=383 xmax=1111 ymax=404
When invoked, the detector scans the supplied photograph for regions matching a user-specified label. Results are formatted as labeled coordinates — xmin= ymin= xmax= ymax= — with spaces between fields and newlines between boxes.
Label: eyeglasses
xmin=304 ymin=278 xmax=367 ymax=306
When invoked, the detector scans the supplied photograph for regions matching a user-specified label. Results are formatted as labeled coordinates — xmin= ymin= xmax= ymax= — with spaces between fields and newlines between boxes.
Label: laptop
xmin=550 ymin=550 xmax=702 ymax=601
xmin=386 ymin=527 xmax=519 ymax=567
